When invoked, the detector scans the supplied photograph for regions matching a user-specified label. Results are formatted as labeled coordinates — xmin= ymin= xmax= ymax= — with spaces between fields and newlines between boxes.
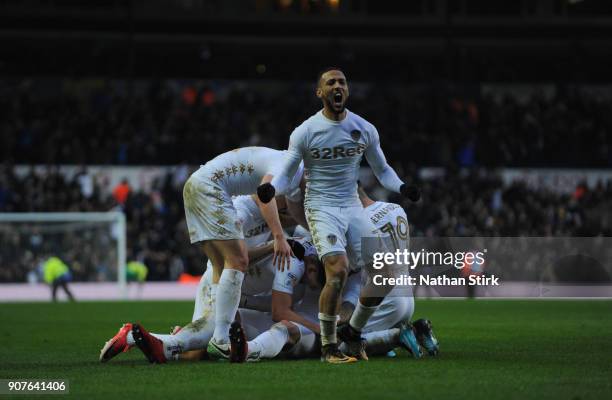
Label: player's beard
xmin=326 ymin=94 xmax=346 ymax=114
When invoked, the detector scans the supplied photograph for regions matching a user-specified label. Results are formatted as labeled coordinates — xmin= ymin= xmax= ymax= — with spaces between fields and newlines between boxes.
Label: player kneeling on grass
xmin=308 ymin=186 xmax=437 ymax=361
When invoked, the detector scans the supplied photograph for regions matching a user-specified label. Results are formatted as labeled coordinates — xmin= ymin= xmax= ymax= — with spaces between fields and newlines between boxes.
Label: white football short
xmin=305 ymin=205 xmax=377 ymax=270
xmin=183 ymin=172 xmax=243 ymax=244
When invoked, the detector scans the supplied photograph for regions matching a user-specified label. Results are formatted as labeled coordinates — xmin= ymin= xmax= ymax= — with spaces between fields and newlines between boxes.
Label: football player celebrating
xmin=182 ymin=146 xmax=303 ymax=359
xmin=257 ymin=68 xmax=420 ymax=363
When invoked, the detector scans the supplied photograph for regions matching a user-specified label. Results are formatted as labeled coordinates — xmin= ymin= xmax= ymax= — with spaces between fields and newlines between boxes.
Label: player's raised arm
xmin=365 ymin=127 xmax=421 ymax=202
xmin=257 ymin=127 xmax=306 ymax=203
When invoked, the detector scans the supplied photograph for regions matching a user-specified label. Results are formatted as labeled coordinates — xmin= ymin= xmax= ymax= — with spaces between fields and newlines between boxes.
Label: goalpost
xmin=0 ymin=212 xmax=127 ymax=298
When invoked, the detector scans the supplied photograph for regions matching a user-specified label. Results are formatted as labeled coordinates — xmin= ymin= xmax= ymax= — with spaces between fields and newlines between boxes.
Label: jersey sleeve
xmin=272 ymin=257 xmax=305 ymax=294
xmin=285 ymin=162 xmax=304 ymax=202
xmin=270 ymin=125 xmax=307 ymax=195
xmin=364 ymin=126 xmax=404 ymax=194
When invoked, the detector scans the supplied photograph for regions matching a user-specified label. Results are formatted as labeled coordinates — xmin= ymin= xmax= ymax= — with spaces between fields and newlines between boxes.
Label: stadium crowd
xmin=0 ymin=79 xmax=611 ymax=168
xmin=1 ymin=78 xmax=610 ymax=282
xmin=1 ymin=163 xmax=610 ymax=283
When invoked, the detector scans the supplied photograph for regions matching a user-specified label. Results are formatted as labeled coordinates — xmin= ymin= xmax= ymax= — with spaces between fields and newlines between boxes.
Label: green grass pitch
xmin=1 ymin=300 xmax=611 ymax=399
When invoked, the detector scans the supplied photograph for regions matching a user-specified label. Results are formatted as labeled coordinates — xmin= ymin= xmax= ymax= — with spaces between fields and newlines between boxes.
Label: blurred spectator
xmin=75 ymin=166 xmax=94 ymax=199
xmin=112 ymin=178 xmax=131 ymax=206
xmin=126 ymin=260 xmax=148 ymax=283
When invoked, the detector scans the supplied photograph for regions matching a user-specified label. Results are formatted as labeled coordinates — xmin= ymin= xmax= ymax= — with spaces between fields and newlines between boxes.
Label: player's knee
xmin=324 ymin=253 xmax=346 ymax=266
xmin=324 ymin=255 xmax=348 ymax=279
xmin=326 ymin=275 xmax=346 ymax=291
xmin=275 ymin=320 xmax=300 ymax=344
xmin=326 ymin=268 xmax=347 ymax=291
xmin=226 ymin=253 xmax=249 ymax=271
xmin=324 ymin=258 xmax=348 ymax=290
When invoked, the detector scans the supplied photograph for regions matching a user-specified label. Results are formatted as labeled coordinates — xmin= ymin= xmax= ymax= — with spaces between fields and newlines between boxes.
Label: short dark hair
xmin=357 ymin=181 xmax=375 ymax=202
xmin=317 ymin=67 xmax=345 ymax=86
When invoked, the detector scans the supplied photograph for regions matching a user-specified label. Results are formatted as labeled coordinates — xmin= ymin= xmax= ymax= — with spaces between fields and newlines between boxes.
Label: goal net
xmin=0 ymin=212 xmax=127 ymax=298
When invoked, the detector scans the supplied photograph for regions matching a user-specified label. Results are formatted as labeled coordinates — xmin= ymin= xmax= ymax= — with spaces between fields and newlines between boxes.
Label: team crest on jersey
xmin=327 ymin=234 xmax=337 ymax=245
xmin=350 ymin=130 xmax=361 ymax=142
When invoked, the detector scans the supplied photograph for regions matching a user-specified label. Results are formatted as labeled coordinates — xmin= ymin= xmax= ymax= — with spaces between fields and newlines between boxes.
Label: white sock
xmin=167 ymin=316 xmax=216 ymax=359
xmin=152 ymin=333 xmax=171 ymax=341
xmin=349 ymin=301 xmax=378 ymax=332
xmin=248 ymin=323 xmax=289 ymax=359
xmin=131 ymin=317 xmax=217 ymax=362
xmin=192 ymin=278 xmax=217 ymax=321
xmin=362 ymin=328 xmax=400 ymax=356
xmin=319 ymin=313 xmax=338 ymax=347
xmin=212 ymin=269 xmax=244 ymax=344
xmin=211 ymin=284 xmax=218 ymax=300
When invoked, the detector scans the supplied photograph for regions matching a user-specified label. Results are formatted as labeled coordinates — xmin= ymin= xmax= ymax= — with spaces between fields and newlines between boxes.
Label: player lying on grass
xmin=100 ymin=194 xmax=313 ymax=363
xmin=231 ymin=189 xmax=438 ymax=362
xmin=99 ymin=235 xmax=319 ymax=363
xmin=182 ymin=146 xmax=304 ymax=360
xmin=100 ymin=196 xmax=296 ymax=361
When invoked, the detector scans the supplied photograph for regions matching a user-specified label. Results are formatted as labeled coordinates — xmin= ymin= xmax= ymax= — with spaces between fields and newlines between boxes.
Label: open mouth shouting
xmin=332 ymin=91 xmax=345 ymax=110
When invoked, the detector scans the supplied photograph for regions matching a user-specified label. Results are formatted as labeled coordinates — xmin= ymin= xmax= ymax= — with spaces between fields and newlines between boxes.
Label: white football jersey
xmin=341 ymin=202 xmax=409 ymax=305
xmin=271 ymin=110 xmax=403 ymax=207
xmin=241 ymin=256 xmax=305 ymax=296
xmin=365 ymin=201 xmax=410 ymax=252
xmin=233 ymin=195 xmax=270 ymax=248
xmin=195 ymin=146 xmax=303 ymax=199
